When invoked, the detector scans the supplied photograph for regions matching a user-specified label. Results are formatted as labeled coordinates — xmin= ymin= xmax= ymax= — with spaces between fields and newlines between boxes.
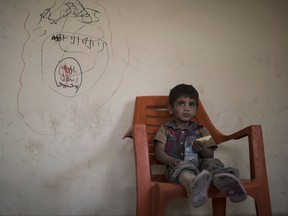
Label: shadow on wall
xmin=95 ymin=100 xmax=136 ymax=215
xmin=41 ymin=100 xmax=136 ymax=215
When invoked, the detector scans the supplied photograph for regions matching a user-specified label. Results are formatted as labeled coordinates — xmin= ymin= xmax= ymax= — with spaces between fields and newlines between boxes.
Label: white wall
xmin=0 ymin=0 xmax=288 ymax=215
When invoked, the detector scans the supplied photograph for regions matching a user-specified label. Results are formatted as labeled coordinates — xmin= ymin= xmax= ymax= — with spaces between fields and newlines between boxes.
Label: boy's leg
xmin=198 ymin=158 xmax=225 ymax=174
xmin=213 ymin=173 xmax=247 ymax=202
xmin=178 ymin=170 xmax=211 ymax=208
xmin=178 ymin=170 xmax=195 ymax=192
xmin=199 ymin=158 xmax=246 ymax=203
xmin=166 ymin=160 xmax=200 ymax=183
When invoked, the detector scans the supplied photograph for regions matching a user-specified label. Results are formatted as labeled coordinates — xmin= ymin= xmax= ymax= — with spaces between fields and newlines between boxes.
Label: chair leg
xmin=152 ymin=187 xmax=168 ymax=216
xmin=152 ymin=202 xmax=166 ymax=216
xmin=254 ymin=194 xmax=272 ymax=216
xmin=212 ymin=197 xmax=226 ymax=216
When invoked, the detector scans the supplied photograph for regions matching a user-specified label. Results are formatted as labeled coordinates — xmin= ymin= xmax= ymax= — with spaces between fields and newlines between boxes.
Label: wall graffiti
xmin=38 ymin=0 xmax=109 ymax=96
xmin=15 ymin=0 xmax=130 ymax=134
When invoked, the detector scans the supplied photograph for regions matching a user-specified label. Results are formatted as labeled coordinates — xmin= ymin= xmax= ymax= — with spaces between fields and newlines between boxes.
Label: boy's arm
xmin=155 ymin=141 xmax=181 ymax=167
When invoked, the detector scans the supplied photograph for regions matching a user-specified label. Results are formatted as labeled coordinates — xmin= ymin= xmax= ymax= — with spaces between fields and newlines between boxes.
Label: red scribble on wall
xmin=61 ymin=63 xmax=77 ymax=81
xmin=55 ymin=57 xmax=82 ymax=93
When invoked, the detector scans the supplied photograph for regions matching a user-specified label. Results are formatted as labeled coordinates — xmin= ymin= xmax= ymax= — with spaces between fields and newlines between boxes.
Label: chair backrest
xmin=132 ymin=96 xmax=225 ymax=182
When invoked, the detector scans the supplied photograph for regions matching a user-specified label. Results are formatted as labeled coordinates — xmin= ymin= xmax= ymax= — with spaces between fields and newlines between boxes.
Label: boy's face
xmin=170 ymin=95 xmax=197 ymax=126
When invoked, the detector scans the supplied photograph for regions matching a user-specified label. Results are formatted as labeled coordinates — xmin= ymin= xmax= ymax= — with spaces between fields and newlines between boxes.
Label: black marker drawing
xmin=39 ymin=0 xmax=100 ymax=24
xmin=38 ymin=0 xmax=109 ymax=96
xmin=15 ymin=0 xmax=130 ymax=135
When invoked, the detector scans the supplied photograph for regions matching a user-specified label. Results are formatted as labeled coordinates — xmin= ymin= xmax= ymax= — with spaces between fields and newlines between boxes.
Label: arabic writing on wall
xmin=38 ymin=0 xmax=109 ymax=96
xmin=15 ymin=0 xmax=130 ymax=134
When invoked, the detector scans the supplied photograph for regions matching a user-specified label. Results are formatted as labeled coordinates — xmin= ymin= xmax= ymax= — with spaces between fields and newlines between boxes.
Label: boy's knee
xmin=211 ymin=158 xmax=225 ymax=167
xmin=203 ymin=158 xmax=224 ymax=166
xmin=200 ymin=158 xmax=224 ymax=172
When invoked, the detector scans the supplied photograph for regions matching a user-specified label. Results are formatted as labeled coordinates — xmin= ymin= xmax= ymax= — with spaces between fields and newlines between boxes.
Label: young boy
xmin=154 ymin=84 xmax=247 ymax=208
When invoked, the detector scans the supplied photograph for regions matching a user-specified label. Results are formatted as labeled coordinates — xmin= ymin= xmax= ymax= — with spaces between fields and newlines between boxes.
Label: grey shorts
xmin=165 ymin=158 xmax=239 ymax=183
xmin=165 ymin=160 xmax=200 ymax=183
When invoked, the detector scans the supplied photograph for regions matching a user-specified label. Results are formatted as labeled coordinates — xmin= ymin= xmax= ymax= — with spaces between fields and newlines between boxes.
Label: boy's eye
xmin=189 ymin=102 xmax=196 ymax=107
xmin=177 ymin=101 xmax=196 ymax=107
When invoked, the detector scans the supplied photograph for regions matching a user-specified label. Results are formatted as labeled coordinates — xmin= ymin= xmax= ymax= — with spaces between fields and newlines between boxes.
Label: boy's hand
xmin=169 ymin=159 xmax=182 ymax=168
xmin=193 ymin=140 xmax=214 ymax=158
xmin=192 ymin=141 xmax=205 ymax=153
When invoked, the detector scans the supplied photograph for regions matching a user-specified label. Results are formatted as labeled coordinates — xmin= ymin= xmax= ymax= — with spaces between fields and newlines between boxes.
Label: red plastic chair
xmin=130 ymin=96 xmax=272 ymax=216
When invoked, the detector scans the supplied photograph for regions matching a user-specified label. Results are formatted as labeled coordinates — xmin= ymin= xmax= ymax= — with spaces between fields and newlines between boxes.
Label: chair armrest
xmin=221 ymin=125 xmax=260 ymax=142
xmin=220 ymin=125 xmax=267 ymax=180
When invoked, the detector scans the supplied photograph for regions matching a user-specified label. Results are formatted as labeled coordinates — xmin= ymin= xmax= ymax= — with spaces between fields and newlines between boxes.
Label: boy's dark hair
xmin=169 ymin=84 xmax=199 ymax=106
